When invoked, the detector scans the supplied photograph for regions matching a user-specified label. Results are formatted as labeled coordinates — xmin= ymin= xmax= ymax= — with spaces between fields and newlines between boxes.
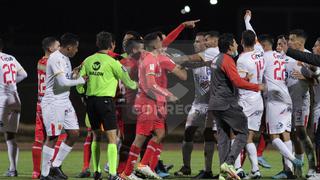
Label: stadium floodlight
xmin=210 ymin=0 xmax=218 ymax=5
xmin=181 ymin=9 xmax=186 ymax=14
xmin=184 ymin=5 xmax=191 ymax=13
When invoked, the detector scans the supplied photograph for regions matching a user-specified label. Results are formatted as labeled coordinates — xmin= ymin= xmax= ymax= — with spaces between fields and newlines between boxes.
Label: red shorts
xmin=135 ymin=96 xmax=166 ymax=136
xmin=35 ymin=102 xmax=45 ymax=142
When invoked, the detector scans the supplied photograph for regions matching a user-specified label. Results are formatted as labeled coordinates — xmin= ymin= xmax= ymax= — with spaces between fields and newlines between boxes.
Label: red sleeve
xmin=221 ymin=55 xmax=260 ymax=92
xmin=144 ymin=55 xmax=173 ymax=97
xmin=160 ymin=55 xmax=176 ymax=71
xmin=162 ymin=24 xmax=185 ymax=47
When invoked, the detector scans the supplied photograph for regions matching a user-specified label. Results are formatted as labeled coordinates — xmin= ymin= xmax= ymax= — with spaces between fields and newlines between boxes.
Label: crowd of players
xmin=1 ymin=9 xmax=320 ymax=180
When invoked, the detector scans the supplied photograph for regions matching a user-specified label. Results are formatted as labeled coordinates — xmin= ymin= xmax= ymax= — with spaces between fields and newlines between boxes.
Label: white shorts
xmin=239 ymin=95 xmax=264 ymax=131
xmin=186 ymin=103 xmax=217 ymax=131
xmin=293 ymin=95 xmax=310 ymax=127
xmin=266 ymin=101 xmax=292 ymax=135
xmin=0 ymin=92 xmax=21 ymax=133
xmin=313 ymin=108 xmax=320 ymax=132
xmin=41 ymin=99 xmax=79 ymax=136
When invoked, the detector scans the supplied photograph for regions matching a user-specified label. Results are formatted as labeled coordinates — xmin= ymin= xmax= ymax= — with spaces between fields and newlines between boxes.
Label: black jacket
xmin=287 ymin=48 xmax=320 ymax=67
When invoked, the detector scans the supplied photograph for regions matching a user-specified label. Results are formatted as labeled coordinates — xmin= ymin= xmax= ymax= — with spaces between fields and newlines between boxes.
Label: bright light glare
xmin=184 ymin=5 xmax=191 ymax=13
xmin=210 ymin=0 xmax=218 ymax=5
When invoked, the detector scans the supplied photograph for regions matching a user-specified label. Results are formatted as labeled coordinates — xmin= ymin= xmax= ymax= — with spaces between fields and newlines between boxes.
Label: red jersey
xmin=120 ymin=57 xmax=138 ymax=105
xmin=37 ymin=57 xmax=47 ymax=102
xmin=137 ymin=52 xmax=174 ymax=103
xmin=157 ymin=54 xmax=177 ymax=89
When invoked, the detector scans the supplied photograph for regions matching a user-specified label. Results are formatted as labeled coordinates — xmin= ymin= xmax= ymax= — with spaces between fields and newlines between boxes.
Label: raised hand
xmin=182 ymin=19 xmax=200 ymax=28
xmin=244 ymin=10 xmax=252 ymax=21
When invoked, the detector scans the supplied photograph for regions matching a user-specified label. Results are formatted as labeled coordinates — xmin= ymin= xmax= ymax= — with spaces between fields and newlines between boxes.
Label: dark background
xmin=1 ymin=0 xmax=320 ymax=132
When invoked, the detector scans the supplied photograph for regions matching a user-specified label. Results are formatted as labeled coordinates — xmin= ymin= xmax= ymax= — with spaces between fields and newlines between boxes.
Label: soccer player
xmin=40 ymin=33 xmax=86 ymax=180
xmin=120 ymin=32 xmax=187 ymax=180
xmin=0 ymin=38 xmax=28 ymax=177
xmin=32 ymin=37 xmax=69 ymax=179
xmin=78 ymin=31 xmax=138 ymax=180
xmin=207 ymin=33 xmax=264 ymax=180
xmin=174 ymin=31 xmax=219 ymax=179
xmin=243 ymin=10 xmax=272 ymax=169
xmin=117 ymin=38 xmax=144 ymax=175
xmin=235 ymin=30 xmax=265 ymax=179
xmin=306 ymin=37 xmax=320 ymax=180
xmin=287 ymin=29 xmax=316 ymax=178
xmin=259 ymin=34 xmax=303 ymax=179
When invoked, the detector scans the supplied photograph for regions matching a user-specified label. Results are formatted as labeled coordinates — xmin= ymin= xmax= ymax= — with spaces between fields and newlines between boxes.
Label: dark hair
xmin=258 ymin=34 xmax=274 ymax=45
xmin=289 ymin=29 xmax=307 ymax=39
xmin=42 ymin=37 xmax=58 ymax=51
xmin=144 ymin=31 xmax=162 ymax=50
xmin=277 ymin=34 xmax=288 ymax=41
xmin=125 ymin=31 xmax=142 ymax=40
xmin=196 ymin=32 xmax=206 ymax=37
xmin=124 ymin=39 xmax=143 ymax=54
xmin=0 ymin=38 xmax=3 ymax=50
xmin=96 ymin=31 xmax=115 ymax=50
xmin=60 ymin=33 xmax=79 ymax=47
xmin=205 ymin=31 xmax=220 ymax=38
xmin=242 ymin=30 xmax=256 ymax=47
xmin=218 ymin=33 xmax=235 ymax=53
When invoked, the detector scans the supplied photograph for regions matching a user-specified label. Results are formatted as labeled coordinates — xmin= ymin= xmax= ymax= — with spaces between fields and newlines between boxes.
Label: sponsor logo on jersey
xmin=92 ymin=61 xmax=101 ymax=71
xmin=277 ymin=122 xmax=284 ymax=129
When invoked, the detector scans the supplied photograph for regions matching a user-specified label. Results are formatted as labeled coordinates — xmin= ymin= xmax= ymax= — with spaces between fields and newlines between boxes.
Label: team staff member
xmin=77 ymin=31 xmax=137 ymax=180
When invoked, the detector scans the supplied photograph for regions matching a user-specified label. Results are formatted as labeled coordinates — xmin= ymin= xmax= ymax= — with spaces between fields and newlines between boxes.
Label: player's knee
xmin=203 ymin=128 xmax=215 ymax=142
xmin=184 ymin=126 xmax=197 ymax=142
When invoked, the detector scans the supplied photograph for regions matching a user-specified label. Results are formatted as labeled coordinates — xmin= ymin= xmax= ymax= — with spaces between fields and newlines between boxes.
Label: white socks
xmin=6 ymin=139 xmax=19 ymax=171
xmin=272 ymin=138 xmax=295 ymax=161
xmin=246 ymin=143 xmax=259 ymax=172
xmin=41 ymin=146 xmax=54 ymax=176
xmin=52 ymin=142 xmax=72 ymax=168
xmin=284 ymin=140 xmax=293 ymax=171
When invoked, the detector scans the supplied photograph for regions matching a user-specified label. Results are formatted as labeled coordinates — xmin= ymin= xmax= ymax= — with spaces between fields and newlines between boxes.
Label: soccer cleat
xmin=121 ymin=172 xmax=143 ymax=180
xmin=194 ymin=170 xmax=216 ymax=179
xmin=50 ymin=166 xmax=67 ymax=179
xmin=306 ymin=169 xmax=317 ymax=178
xmin=93 ymin=171 xmax=103 ymax=180
xmin=173 ymin=166 xmax=191 ymax=176
xmin=39 ymin=175 xmax=56 ymax=180
xmin=257 ymin=156 xmax=272 ymax=169
xmin=218 ymin=172 xmax=229 ymax=180
xmin=236 ymin=168 xmax=247 ymax=179
xmin=272 ymin=170 xmax=296 ymax=179
xmin=32 ymin=171 xmax=41 ymax=179
xmin=136 ymin=164 xmax=162 ymax=179
xmin=156 ymin=169 xmax=170 ymax=178
xmin=244 ymin=170 xmax=262 ymax=179
xmin=109 ymin=174 xmax=124 ymax=180
xmin=76 ymin=168 xmax=91 ymax=178
xmin=4 ymin=169 xmax=18 ymax=177
xmin=220 ymin=163 xmax=240 ymax=180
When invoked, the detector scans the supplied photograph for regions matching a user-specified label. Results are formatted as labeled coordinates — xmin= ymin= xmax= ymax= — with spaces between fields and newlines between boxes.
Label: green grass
xmin=0 ymin=149 xmax=309 ymax=179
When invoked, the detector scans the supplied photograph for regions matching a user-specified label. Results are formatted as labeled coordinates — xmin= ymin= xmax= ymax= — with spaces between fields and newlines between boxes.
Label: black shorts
xmin=86 ymin=96 xmax=117 ymax=131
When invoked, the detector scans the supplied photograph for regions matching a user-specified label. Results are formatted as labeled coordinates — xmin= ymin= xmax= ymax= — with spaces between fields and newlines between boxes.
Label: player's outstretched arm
xmin=287 ymin=48 xmax=320 ymax=67
xmin=56 ymin=73 xmax=85 ymax=87
xmin=244 ymin=10 xmax=256 ymax=35
xmin=113 ymin=61 xmax=137 ymax=90
xmin=162 ymin=19 xmax=200 ymax=47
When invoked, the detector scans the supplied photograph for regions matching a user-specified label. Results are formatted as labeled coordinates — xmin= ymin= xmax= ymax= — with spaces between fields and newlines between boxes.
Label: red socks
xmin=150 ymin=144 xmax=162 ymax=170
xmin=32 ymin=141 xmax=43 ymax=173
xmin=257 ymin=135 xmax=266 ymax=157
xmin=82 ymin=135 xmax=92 ymax=171
xmin=124 ymin=145 xmax=141 ymax=176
